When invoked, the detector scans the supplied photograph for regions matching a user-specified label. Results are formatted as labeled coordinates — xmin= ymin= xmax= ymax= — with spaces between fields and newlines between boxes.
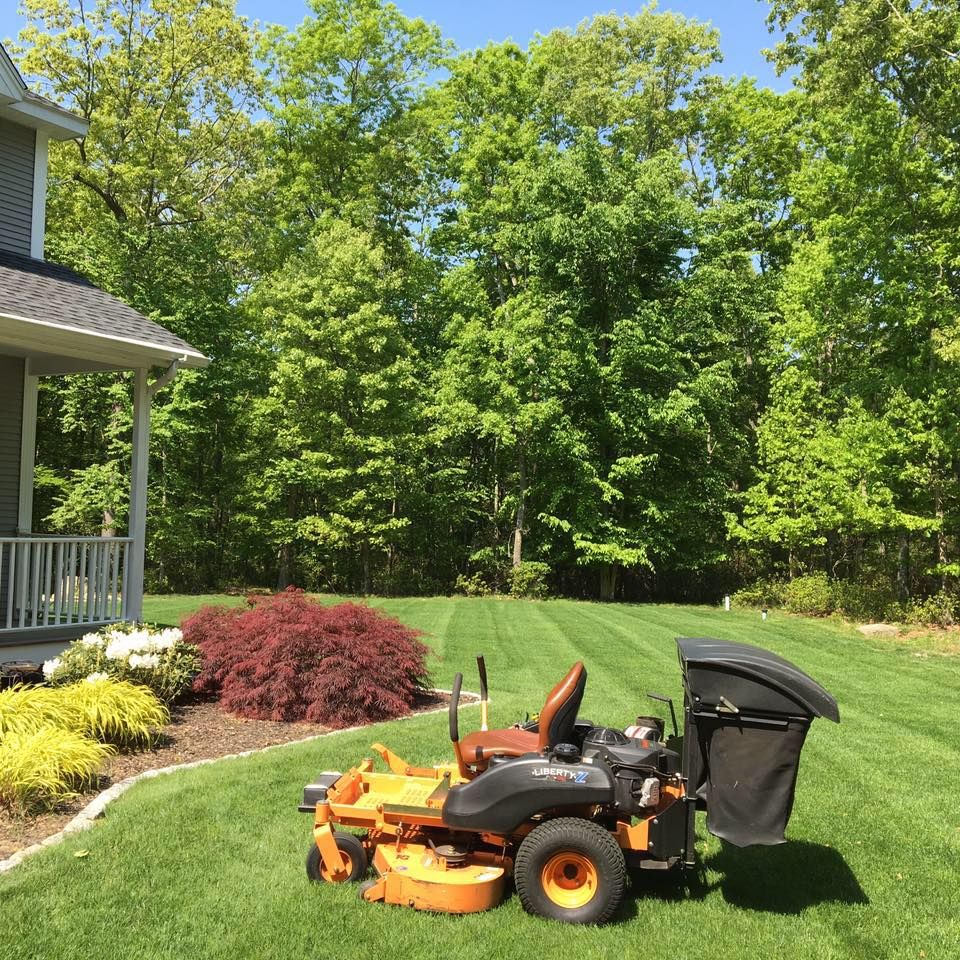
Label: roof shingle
xmin=0 ymin=249 xmax=205 ymax=362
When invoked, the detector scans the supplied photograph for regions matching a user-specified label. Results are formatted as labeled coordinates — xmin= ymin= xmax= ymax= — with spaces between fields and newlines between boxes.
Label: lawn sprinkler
xmin=298 ymin=637 xmax=839 ymax=924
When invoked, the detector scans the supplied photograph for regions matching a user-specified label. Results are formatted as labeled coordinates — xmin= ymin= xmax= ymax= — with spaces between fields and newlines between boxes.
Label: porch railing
xmin=0 ymin=536 xmax=133 ymax=632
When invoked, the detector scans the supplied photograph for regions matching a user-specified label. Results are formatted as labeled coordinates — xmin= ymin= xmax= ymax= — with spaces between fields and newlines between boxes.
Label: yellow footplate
xmin=363 ymin=843 xmax=506 ymax=914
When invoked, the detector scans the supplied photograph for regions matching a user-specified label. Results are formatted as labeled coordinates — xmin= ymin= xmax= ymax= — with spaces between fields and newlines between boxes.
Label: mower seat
xmin=460 ymin=661 xmax=587 ymax=765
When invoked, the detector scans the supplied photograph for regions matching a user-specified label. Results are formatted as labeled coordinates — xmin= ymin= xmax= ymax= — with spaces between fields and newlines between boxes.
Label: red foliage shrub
xmin=183 ymin=589 xmax=430 ymax=728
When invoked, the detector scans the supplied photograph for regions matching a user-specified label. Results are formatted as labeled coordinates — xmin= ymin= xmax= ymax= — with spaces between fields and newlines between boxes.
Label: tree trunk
xmin=277 ymin=487 xmax=298 ymax=590
xmin=599 ymin=564 xmax=618 ymax=601
xmin=512 ymin=446 xmax=526 ymax=569
xmin=361 ymin=540 xmax=371 ymax=595
xmin=102 ymin=508 xmax=116 ymax=539
xmin=897 ymin=535 xmax=910 ymax=602
xmin=935 ymin=488 xmax=948 ymax=591
xmin=277 ymin=543 xmax=294 ymax=590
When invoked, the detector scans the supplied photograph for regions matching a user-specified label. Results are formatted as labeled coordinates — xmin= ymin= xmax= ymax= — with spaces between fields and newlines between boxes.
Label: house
xmin=0 ymin=42 xmax=207 ymax=663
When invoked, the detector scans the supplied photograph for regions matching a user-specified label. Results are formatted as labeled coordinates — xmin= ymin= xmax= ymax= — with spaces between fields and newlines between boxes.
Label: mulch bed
xmin=0 ymin=689 xmax=455 ymax=861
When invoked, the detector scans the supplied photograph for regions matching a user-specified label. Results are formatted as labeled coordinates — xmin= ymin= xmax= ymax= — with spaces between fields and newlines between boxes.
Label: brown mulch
xmin=0 ymin=689 xmax=456 ymax=861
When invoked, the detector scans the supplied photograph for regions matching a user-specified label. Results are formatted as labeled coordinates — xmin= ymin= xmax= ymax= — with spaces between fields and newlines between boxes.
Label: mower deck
xmin=362 ymin=842 xmax=507 ymax=914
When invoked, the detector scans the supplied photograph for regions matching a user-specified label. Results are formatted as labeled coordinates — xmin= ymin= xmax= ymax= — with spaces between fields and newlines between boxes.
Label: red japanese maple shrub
xmin=183 ymin=589 xmax=430 ymax=727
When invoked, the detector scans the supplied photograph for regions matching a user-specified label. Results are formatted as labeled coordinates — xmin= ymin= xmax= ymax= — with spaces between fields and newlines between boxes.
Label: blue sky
xmin=1 ymin=1 xmax=790 ymax=91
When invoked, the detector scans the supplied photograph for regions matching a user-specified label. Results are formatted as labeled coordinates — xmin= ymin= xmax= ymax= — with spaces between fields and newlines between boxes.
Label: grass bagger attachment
xmin=299 ymin=637 xmax=839 ymax=924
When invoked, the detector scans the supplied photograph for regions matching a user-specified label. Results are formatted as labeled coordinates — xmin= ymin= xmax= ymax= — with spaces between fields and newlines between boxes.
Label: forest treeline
xmin=12 ymin=0 xmax=960 ymax=610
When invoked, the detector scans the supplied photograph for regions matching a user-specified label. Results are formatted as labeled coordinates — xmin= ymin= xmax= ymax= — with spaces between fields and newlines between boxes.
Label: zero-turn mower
xmin=299 ymin=637 xmax=839 ymax=924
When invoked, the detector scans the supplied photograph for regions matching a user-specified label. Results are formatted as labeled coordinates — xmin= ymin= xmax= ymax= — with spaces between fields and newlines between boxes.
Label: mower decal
xmin=531 ymin=767 xmax=591 ymax=783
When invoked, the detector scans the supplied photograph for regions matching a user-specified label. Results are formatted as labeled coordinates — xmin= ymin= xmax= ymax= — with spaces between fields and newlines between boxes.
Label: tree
xmin=730 ymin=0 xmax=960 ymax=596
xmin=13 ymin=0 xmax=263 ymax=589
xmin=250 ymin=220 xmax=426 ymax=593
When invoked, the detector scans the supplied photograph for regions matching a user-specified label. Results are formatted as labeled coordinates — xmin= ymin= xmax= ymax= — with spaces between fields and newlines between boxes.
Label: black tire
xmin=358 ymin=878 xmax=379 ymax=901
xmin=305 ymin=833 xmax=367 ymax=883
xmin=514 ymin=818 xmax=626 ymax=924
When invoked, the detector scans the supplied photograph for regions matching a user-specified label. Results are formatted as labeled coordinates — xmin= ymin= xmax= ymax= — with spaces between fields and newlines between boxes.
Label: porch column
xmin=126 ymin=367 xmax=150 ymax=621
xmin=17 ymin=359 xmax=38 ymax=535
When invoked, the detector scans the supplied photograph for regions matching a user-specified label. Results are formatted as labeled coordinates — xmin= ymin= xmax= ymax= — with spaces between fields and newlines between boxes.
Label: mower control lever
xmin=449 ymin=672 xmax=471 ymax=779
xmin=450 ymin=672 xmax=462 ymax=742
xmin=476 ymin=655 xmax=489 ymax=731
xmin=647 ymin=692 xmax=679 ymax=739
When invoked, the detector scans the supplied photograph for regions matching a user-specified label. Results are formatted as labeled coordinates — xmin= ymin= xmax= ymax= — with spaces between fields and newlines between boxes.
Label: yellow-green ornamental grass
xmin=0 ymin=680 xmax=168 ymax=812
xmin=0 ymin=728 xmax=113 ymax=811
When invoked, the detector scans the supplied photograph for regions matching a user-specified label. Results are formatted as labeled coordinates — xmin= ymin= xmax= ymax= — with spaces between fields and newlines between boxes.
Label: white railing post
xmin=126 ymin=368 xmax=151 ymax=623
xmin=0 ymin=536 xmax=134 ymax=634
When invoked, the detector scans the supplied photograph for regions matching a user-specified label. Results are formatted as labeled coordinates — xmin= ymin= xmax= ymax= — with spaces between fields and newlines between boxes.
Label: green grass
xmin=2 ymin=597 xmax=958 ymax=959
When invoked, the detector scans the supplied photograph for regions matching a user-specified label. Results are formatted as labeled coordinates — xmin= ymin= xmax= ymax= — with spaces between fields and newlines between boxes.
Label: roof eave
xmin=0 ymin=311 xmax=209 ymax=374
xmin=3 ymin=95 xmax=89 ymax=139
xmin=0 ymin=44 xmax=26 ymax=100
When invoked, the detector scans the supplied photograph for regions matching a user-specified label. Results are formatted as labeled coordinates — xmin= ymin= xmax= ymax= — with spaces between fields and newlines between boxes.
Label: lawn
xmin=1 ymin=597 xmax=958 ymax=960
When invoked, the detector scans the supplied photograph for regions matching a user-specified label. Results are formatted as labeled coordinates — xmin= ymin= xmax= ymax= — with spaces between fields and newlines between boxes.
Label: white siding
xmin=0 ymin=117 xmax=35 ymax=256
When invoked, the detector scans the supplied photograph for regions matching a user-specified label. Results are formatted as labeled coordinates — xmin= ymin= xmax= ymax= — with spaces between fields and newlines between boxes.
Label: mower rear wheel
xmin=514 ymin=818 xmax=626 ymax=924
xmin=306 ymin=833 xmax=367 ymax=883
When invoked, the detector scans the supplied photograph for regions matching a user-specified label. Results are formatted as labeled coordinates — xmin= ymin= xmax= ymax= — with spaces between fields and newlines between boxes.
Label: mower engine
xmin=579 ymin=724 xmax=678 ymax=817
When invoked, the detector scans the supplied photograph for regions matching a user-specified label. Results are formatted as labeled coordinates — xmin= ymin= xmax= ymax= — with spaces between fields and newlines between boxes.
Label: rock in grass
xmin=857 ymin=623 xmax=898 ymax=637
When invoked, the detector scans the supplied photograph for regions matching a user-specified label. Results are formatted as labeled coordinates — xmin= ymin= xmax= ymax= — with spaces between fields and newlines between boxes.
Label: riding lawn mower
xmin=299 ymin=637 xmax=839 ymax=924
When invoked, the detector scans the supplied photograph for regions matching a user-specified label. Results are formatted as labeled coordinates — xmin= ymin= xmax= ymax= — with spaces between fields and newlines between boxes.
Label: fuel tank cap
xmin=552 ymin=742 xmax=581 ymax=762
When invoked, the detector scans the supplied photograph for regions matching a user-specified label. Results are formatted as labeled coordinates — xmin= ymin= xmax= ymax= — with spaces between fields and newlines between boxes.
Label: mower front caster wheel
xmin=306 ymin=833 xmax=367 ymax=883
xmin=514 ymin=818 xmax=626 ymax=924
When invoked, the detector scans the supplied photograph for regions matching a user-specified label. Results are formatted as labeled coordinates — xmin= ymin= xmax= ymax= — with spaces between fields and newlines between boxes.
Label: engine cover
xmin=442 ymin=755 xmax=615 ymax=834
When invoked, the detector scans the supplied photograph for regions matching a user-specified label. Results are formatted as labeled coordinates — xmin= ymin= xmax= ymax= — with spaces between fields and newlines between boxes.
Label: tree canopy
xmin=12 ymin=0 xmax=960 ymax=609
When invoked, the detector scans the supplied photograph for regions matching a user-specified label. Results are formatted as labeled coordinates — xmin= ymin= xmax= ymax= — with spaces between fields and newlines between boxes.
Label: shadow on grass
xmin=630 ymin=840 xmax=868 ymax=915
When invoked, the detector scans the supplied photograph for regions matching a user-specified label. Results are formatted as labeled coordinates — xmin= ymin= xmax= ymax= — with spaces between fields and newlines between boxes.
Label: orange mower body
xmin=300 ymin=640 xmax=839 ymax=924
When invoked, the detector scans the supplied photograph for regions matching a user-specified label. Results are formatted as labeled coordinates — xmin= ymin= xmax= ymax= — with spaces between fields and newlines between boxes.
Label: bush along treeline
xmin=12 ymin=1 xmax=960 ymax=616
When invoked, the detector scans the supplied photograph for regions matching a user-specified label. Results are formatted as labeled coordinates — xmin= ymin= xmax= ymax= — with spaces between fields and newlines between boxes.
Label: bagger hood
xmin=677 ymin=637 xmax=839 ymax=723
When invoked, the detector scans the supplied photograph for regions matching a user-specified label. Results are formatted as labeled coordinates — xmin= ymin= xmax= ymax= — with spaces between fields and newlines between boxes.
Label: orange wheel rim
xmin=540 ymin=852 xmax=598 ymax=909
xmin=320 ymin=852 xmax=352 ymax=882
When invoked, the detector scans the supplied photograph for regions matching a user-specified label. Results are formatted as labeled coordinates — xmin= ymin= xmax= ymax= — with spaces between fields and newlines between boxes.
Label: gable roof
xmin=0 ymin=41 xmax=88 ymax=139
xmin=0 ymin=249 xmax=208 ymax=372
xmin=0 ymin=41 xmax=27 ymax=98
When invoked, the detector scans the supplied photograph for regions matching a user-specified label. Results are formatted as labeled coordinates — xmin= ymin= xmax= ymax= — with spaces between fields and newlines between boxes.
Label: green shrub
xmin=0 ymin=685 xmax=79 ymax=739
xmin=454 ymin=572 xmax=494 ymax=597
xmin=510 ymin=561 xmax=551 ymax=599
xmin=784 ymin=573 xmax=836 ymax=616
xmin=64 ymin=679 xmax=169 ymax=747
xmin=0 ymin=679 xmax=166 ymax=812
xmin=831 ymin=578 xmax=898 ymax=622
xmin=732 ymin=578 xmax=788 ymax=608
xmin=43 ymin=624 xmax=200 ymax=702
xmin=0 ymin=726 xmax=113 ymax=812
xmin=898 ymin=591 xmax=958 ymax=627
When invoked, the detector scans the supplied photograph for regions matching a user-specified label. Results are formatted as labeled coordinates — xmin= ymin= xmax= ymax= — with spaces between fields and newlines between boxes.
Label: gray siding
xmin=0 ymin=117 xmax=35 ymax=256
xmin=0 ymin=353 xmax=23 ymax=535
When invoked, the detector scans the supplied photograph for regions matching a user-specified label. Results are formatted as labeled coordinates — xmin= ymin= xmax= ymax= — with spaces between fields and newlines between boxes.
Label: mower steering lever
xmin=450 ymin=672 xmax=462 ymax=742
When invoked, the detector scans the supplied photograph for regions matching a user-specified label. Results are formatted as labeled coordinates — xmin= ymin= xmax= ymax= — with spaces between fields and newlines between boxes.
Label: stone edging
xmin=0 ymin=689 xmax=480 ymax=875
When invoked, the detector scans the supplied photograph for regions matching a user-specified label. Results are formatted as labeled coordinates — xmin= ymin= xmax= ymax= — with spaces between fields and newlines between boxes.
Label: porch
xmin=0 ymin=249 xmax=207 ymax=660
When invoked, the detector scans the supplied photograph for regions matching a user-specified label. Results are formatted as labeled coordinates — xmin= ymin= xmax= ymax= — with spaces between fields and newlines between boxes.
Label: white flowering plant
xmin=43 ymin=624 xmax=201 ymax=702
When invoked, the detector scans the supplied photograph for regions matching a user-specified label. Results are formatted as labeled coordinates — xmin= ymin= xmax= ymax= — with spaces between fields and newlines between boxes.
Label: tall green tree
xmin=14 ymin=0 xmax=263 ymax=588
xmin=732 ymin=0 xmax=960 ymax=595
xmin=250 ymin=220 xmax=425 ymax=593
